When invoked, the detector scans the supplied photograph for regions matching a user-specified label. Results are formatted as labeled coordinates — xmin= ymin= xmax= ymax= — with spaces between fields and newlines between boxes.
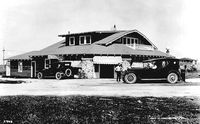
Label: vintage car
xmin=37 ymin=61 xmax=80 ymax=80
xmin=122 ymin=58 xmax=183 ymax=84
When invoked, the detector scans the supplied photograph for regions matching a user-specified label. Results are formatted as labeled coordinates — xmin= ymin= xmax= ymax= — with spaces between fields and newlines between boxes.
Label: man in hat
xmin=115 ymin=63 xmax=122 ymax=82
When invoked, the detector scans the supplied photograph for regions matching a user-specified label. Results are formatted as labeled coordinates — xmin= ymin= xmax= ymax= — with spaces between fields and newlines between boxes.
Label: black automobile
xmin=37 ymin=61 xmax=80 ymax=80
xmin=122 ymin=58 xmax=183 ymax=84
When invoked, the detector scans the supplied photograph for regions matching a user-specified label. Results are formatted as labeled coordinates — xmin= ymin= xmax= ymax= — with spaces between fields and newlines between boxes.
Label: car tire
xmin=167 ymin=72 xmax=178 ymax=84
xmin=124 ymin=73 xmax=137 ymax=84
xmin=37 ymin=72 xmax=43 ymax=79
xmin=65 ymin=68 xmax=73 ymax=78
xmin=55 ymin=72 xmax=62 ymax=80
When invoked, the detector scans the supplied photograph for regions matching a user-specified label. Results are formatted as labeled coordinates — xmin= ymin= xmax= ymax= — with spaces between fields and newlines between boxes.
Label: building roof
xmin=58 ymin=30 xmax=124 ymax=37
xmin=94 ymin=30 xmax=158 ymax=49
xmin=6 ymin=51 xmax=38 ymax=60
xmin=30 ymin=40 xmax=169 ymax=57
xmin=8 ymin=30 xmax=170 ymax=60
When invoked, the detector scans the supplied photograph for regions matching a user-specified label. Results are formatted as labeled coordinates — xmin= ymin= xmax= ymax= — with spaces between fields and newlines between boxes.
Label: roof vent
xmin=68 ymin=31 xmax=70 ymax=34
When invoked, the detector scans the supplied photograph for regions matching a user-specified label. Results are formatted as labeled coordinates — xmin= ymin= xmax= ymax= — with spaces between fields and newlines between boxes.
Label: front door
xmin=100 ymin=65 xmax=114 ymax=78
xmin=31 ymin=61 xmax=36 ymax=78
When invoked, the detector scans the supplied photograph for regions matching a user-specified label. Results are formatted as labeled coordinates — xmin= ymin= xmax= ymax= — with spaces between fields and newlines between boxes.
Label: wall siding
xmin=10 ymin=60 xmax=31 ymax=77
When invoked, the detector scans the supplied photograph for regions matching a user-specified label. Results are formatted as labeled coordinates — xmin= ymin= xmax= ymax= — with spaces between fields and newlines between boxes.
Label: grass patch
xmin=0 ymin=96 xmax=200 ymax=124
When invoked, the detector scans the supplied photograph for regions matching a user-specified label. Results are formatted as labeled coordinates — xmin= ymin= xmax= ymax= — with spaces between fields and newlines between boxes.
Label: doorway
xmin=100 ymin=65 xmax=114 ymax=78
xmin=31 ymin=61 xmax=36 ymax=78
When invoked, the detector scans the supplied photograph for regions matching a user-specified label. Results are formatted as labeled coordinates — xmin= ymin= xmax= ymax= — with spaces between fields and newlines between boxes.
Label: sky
xmin=0 ymin=0 xmax=200 ymax=64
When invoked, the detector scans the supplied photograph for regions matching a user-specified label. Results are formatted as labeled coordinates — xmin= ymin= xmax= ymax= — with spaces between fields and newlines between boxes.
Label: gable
xmin=94 ymin=30 xmax=157 ymax=49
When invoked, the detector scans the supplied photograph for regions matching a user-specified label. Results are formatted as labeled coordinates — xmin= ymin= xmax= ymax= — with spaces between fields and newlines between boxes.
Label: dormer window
xmin=79 ymin=35 xmax=91 ymax=45
xmin=69 ymin=37 xmax=75 ymax=45
xmin=123 ymin=37 xmax=139 ymax=46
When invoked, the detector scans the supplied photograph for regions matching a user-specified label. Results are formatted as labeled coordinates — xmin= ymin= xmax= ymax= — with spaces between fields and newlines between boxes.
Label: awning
xmin=93 ymin=56 xmax=122 ymax=65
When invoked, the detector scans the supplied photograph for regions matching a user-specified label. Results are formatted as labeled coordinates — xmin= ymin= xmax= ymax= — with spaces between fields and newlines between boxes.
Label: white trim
xmin=6 ymin=61 xmax=10 ymax=76
xmin=123 ymin=37 xmax=139 ymax=46
xmin=18 ymin=61 xmax=23 ymax=72
xmin=79 ymin=36 xmax=85 ymax=45
xmin=79 ymin=35 xmax=91 ymax=45
xmin=69 ymin=36 xmax=75 ymax=45
xmin=44 ymin=59 xmax=51 ymax=69
xmin=85 ymin=35 xmax=91 ymax=44
xmin=31 ymin=61 xmax=36 ymax=78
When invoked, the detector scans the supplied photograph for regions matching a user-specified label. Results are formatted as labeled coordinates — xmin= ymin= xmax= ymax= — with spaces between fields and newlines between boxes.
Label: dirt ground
xmin=1 ymin=78 xmax=200 ymax=123
xmin=0 ymin=78 xmax=200 ymax=97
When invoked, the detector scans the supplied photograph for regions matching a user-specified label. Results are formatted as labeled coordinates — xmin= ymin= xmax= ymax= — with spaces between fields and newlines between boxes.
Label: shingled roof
xmin=6 ymin=51 xmax=38 ymax=60
xmin=95 ymin=30 xmax=158 ymax=49
xmin=30 ymin=40 xmax=169 ymax=57
xmin=8 ymin=30 xmax=170 ymax=60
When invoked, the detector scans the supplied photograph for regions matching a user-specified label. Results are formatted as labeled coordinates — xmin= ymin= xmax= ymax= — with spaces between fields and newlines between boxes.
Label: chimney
xmin=166 ymin=48 xmax=170 ymax=54
xmin=68 ymin=31 xmax=70 ymax=34
xmin=111 ymin=25 xmax=117 ymax=31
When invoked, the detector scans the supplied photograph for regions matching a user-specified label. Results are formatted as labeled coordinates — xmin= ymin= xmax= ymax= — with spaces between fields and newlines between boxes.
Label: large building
xmin=6 ymin=29 xmax=170 ymax=78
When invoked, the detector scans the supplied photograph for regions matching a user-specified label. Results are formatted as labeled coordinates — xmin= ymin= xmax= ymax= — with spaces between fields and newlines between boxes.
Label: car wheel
xmin=167 ymin=72 xmax=178 ymax=84
xmin=124 ymin=73 xmax=137 ymax=84
xmin=37 ymin=72 xmax=43 ymax=79
xmin=65 ymin=68 xmax=72 ymax=78
xmin=55 ymin=72 xmax=62 ymax=80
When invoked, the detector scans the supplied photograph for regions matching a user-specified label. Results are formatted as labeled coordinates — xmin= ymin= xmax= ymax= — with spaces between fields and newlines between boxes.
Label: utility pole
xmin=2 ymin=47 xmax=5 ymax=68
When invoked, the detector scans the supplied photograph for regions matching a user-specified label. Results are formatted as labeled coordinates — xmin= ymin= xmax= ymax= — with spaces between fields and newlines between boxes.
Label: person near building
xmin=115 ymin=63 xmax=122 ymax=82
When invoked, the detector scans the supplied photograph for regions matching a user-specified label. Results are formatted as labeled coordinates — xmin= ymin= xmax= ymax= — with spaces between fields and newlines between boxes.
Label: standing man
xmin=115 ymin=63 xmax=122 ymax=82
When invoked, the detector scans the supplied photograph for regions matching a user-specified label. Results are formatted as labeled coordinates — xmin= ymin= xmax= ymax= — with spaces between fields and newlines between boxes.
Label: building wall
xmin=10 ymin=60 xmax=31 ymax=77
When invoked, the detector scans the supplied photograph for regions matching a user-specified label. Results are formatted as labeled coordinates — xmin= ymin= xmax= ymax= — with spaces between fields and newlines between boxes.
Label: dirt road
xmin=0 ymin=78 xmax=200 ymax=97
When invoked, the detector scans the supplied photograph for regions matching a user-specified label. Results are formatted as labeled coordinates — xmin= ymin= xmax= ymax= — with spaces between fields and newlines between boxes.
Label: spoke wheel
xmin=37 ymin=72 xmax=43 ymax=79
xmin=65 ymin=68 xmax=72 ymax=77
xmin=124 ymin=73 xmax=137 ymax=84
xmin=55 ymin=72 xmax=62 ymax=80
xmin=167 ymin=72 xmax=178 ymax=84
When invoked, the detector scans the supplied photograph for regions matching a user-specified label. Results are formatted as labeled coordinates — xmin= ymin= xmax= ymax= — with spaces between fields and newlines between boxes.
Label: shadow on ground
xmin=0 ymin=79 xmax=26 ymax=84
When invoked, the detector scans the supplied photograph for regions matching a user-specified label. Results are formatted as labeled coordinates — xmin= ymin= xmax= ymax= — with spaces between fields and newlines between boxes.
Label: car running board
xmin=141 ymin=78 xmax=166 ymax=81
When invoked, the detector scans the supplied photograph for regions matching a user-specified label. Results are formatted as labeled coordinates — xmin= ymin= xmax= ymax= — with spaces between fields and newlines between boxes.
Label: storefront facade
xmin=6 ymin=30 xmax=170 ymax=78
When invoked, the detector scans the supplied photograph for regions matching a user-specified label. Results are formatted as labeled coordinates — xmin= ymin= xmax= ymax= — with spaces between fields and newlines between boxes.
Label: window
xmin=18 ymin=62 xmax=23 ymax=72
xmin=45 ymin=59 xmax=51 ymax=69
xmin=127 ymin=38 xmax=130 ymax=44
xmin=123 ymin=37 xmax=139 ymax=46
xmin=135 ymin=38 xmax=138 ymax=44
xmin=86 ymin=36 xmax=91 ymax=44
xmin=131 ymin=39 xmax=134 ymax=45
xmin=69 ymin=37 xmax=75 ymax=45
xmin=80 ymin=36 xmax=85 ymax=44
xmin=79 ymin=35 xmax=91 ymax=45
xmin=122 ymin=38 xmax=126 ymax=44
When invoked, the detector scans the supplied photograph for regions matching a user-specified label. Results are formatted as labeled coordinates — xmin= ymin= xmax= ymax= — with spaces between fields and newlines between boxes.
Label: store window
xmin=18 ymin=62 xmax=23 ymax=72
